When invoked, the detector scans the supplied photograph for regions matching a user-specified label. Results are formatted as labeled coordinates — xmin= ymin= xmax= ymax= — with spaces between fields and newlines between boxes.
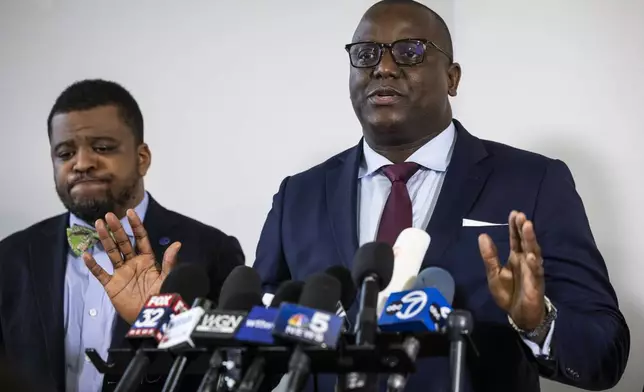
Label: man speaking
xmin=253 ymin=1 xmax=630 ymax=391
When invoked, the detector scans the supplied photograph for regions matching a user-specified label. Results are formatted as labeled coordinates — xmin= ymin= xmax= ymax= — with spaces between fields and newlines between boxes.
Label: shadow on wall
xmin=527 ymin=131 xmax=640 ymax=392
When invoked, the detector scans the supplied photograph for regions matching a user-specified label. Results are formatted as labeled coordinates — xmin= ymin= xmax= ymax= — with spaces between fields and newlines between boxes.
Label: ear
xmin=137 ymin=143 xmax=151 ymax=176
xmin=447 ymin=62 xmax=462 ymax=97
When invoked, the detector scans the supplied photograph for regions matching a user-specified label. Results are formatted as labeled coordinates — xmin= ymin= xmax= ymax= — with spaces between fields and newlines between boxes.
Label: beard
xmin=56 ymin=176 xmax=139 ymax=224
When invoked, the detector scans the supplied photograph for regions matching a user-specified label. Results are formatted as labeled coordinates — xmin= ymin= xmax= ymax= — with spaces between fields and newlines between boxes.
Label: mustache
xmin=68 ymin=174 xmax=111 ymax=189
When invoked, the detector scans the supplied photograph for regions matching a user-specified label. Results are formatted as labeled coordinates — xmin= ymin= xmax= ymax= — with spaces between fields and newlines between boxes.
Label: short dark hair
xmin=375 ymin=0 xmax=453 ymax=55
xmin=47 ymin=79 xmax=144 ymax=144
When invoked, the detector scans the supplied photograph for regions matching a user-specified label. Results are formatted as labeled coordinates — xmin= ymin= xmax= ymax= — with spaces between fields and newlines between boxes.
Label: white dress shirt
xmin=356 ymin=121 xmax=554 ymax=358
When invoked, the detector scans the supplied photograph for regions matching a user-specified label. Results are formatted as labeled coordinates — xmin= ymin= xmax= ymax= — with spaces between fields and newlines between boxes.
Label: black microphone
xmin=447 ymin=310 xmax=473 ymax=392
xmin=324 ymin=266 xmax=358 ymax=392
xmin=114 ymin=263 xmax=210 ymax=392
xmin=195 ymin=266 xmax=263 ymax=392
xmin=270 ymin=281 xmax=305 ymax=308
xmin=284 ymin=272 xmax=342 ymax=392
xmin=235 ymin=280 xmax=305 ymax=392
xmin=386 ymin=267 xmax=456 ymax=392
xmin=344 ymin=242 xmax=394 ymax=391
xmin=325 ymin=265 xmax=357 ymax=332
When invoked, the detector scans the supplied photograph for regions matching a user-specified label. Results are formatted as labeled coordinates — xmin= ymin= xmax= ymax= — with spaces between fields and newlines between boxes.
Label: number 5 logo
xmin=308 ymin=312 xmax=330 ymax=334
xmin=134 ymin=308 xmax=165 ymax=328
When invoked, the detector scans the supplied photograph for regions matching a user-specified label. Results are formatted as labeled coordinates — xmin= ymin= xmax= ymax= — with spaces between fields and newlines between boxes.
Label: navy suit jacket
xmin=253 ymin=120 xmax=629 ymax=392
xmin=0 ymin=195 xmax=244 ymax=392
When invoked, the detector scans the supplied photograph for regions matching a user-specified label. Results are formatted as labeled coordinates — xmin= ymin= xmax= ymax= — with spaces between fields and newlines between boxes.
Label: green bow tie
xmin=66 ymin=225 xmax=101 ymax=257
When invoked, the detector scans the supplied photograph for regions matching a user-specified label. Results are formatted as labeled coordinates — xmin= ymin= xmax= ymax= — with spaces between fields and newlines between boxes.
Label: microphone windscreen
xmin=377 ymin=275 xmax=418 ymax=317
xmin=414 ymin=267 xmax=456 ymax=305
xmin=299 ymin=273 xmax=341 ymax=312
xmin=221 ymin=291 xmax=264 ymax=311
xmin=377 ymin=228 xmax=430 ymax=311
xmin=401 ymin=275 xmax=417 ymax=291
xmin=325 ymin=265 xmax=357 ymax=310
xmin=270 ymin=280 xmax=305 ymax=307
xmin=351 ymin=242 xmax=394 ymax=290
xmin=160 ymin=263 xmax=211 ymax=304
xmin=219 ymin=265 xmax=262 ymax=308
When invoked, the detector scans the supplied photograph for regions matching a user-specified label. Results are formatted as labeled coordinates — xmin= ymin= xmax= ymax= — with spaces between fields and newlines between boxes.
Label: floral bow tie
xmin=66 ymin=225 xmax=101 ymax=257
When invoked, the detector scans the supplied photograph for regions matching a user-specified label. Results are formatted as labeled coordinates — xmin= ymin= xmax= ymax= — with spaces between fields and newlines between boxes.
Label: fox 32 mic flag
xmin=126 ymin=293 xmax=188 ymax=341
xmin=378 ymin=288 xmax=452 ymax=333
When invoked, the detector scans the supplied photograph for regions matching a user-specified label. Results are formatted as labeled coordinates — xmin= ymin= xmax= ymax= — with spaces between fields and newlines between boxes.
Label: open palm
xmin=478 ymin=211 xmax=545 ymax=331
xmin=83 ymin=210 xmax=181 ymax=324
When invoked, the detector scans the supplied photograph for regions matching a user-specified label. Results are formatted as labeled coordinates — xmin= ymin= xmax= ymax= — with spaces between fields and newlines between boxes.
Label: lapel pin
xmin=159 ymin=237 xmax=170 ymax=246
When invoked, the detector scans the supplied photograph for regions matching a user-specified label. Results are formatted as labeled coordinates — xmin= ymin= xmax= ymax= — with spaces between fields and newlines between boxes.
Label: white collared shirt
xmin=357 ymin=121 xmax=456 ymax=245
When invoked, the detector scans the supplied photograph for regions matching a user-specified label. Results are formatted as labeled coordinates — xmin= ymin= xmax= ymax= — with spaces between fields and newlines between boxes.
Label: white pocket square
xmin=462 ymin=219 xmax=508 ymax=227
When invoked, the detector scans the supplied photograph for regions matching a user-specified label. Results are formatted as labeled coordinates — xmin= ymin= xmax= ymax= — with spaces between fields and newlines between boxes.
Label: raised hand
xmin=83 ymin=209 xmax=181 ymax=324
xmin=478 ymin=210 xmax=546 ymax=331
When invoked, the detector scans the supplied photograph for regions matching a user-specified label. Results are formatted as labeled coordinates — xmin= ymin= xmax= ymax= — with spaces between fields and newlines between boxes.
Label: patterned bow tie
xmin=66 ymin=225 xmax=101 ymax=257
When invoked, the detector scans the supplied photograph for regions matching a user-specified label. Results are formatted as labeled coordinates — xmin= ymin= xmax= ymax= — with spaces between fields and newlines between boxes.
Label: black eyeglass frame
xmin=344 ymin=38 xmax=453 ymax=68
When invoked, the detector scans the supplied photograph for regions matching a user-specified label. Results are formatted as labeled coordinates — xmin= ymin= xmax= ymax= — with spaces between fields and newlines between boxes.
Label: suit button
xmin=566 ymin=367 xmax=580 ymax=379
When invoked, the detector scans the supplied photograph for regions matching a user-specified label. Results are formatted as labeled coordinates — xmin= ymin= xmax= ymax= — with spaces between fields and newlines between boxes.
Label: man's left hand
xmin=478 ymin=210 xmax=546 ymax=331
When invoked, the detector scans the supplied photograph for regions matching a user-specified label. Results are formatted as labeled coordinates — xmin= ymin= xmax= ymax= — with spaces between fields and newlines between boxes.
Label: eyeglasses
xmin=345 ymin=38 xmax=452 ymax=68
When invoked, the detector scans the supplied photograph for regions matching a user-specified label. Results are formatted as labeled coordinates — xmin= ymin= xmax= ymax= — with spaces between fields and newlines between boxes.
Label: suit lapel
xmin=424 ymin=121 xmax=492 ymax=267
xmin=324 ymin=126 xmax=491 ymax=270
xmin=27 ymin=214 xmax=68 ymax=391
xmin=326 ymin=144 xmax=362 ymax=269
xmin=109 ymin=194 xmax=178 ymax=349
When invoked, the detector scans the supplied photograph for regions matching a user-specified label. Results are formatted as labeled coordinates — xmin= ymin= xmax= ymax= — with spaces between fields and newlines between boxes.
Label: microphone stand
xmin=340 ymin=275 xmax=380 ymax=392
xmin=115 ymin=349 xmax=150 ymax=392
xmin=446 ymin=310 xmax=473 ymax=392
xmin=196 ymin=350 xmax=225 ymax=392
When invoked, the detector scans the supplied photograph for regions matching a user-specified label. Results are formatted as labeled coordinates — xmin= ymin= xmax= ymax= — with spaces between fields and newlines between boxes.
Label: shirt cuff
xmin=520 ymin=319 xmax=555 ymax=358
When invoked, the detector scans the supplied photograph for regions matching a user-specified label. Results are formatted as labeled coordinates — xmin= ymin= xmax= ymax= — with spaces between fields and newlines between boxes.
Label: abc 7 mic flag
xmin=378 ymin=288 xmax=452 ymax=333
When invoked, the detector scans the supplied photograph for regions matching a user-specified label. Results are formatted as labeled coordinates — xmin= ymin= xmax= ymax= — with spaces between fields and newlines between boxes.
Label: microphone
xmin=379 ymin=267 xmax=454 ymax=332
xmin=379 ymin=267 xmax=455 ymax=392
xmin=235 ymin=280 xmax=304 ymax=345
xmin=377 ymin=228 xmax=431 ymax=317
xmin=412 ymin=266 xmax=456 ymax=295
xmin=447 ymin=309 xmax=473 ymax=392
xmin=235 ymin=280 xmax=305 ymax=392
xmin=324 ymin=265 xmax=357 ymax=332
xmin=324 ymin=266 xmax=359 ymax=392
xmin=159 ymin=292 xmax=214 ymax=392
xmin=401 ymin=275 xmax=419 ymax=291
xmin=273 ymin=272 xmax=345 ymax=392
xmin=114 ymin=263 xmax=210 ymax=392
xmin=195 ymin=266 xmax=264 ymax=392
xmin=344 ymin=242 xmax=394 ymax=391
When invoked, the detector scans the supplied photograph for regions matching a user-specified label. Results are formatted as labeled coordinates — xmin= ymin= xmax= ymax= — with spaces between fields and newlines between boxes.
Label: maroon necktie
xmin=376 ymin=162 xmax=420 ymax=246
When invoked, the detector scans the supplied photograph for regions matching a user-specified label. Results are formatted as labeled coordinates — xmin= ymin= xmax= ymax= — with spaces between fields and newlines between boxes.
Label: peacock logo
xmin=287 ymin=313 xmax=309 ymax=328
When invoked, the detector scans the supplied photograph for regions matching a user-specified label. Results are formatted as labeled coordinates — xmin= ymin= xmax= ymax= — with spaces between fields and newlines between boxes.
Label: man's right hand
xmin=83 ymin=209 xmax=181 ymax=323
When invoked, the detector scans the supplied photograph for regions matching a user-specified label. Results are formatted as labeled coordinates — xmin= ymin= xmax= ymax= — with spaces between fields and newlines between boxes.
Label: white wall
xmin=0 ymin=0 xmax=642 ymax=391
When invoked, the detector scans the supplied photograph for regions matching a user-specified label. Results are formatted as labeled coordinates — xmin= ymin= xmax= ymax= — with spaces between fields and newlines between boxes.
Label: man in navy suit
xmin=253 ymin=1 xmax=629 ymax=391
xmin=0 ymin=79 xmax=243 ymax=392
